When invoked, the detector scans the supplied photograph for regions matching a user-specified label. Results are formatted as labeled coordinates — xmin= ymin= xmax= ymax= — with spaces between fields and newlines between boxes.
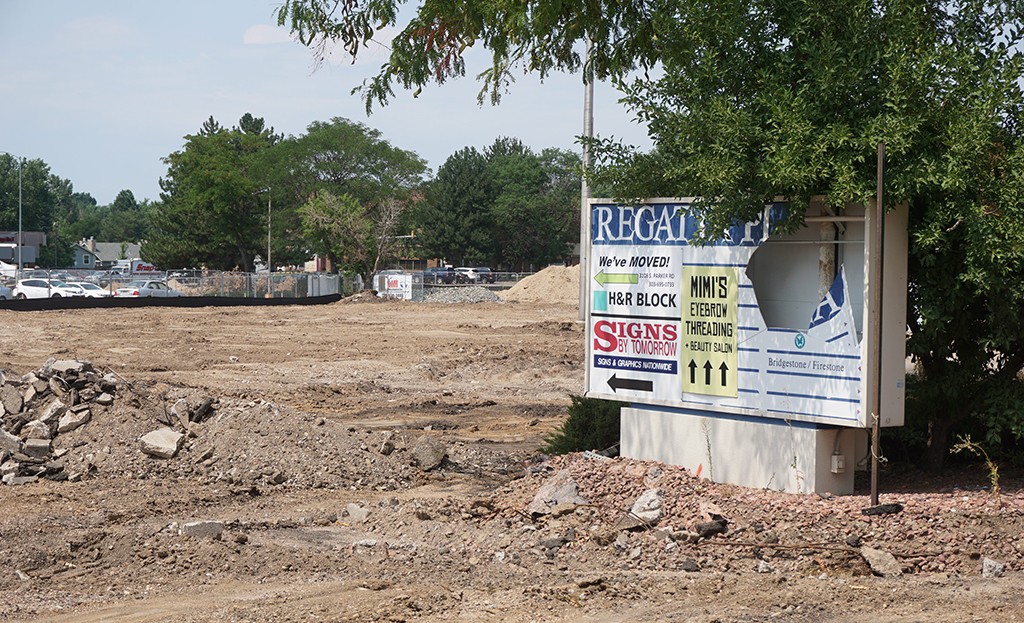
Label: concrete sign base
xmin=621 ymin=406 xmax=858 ymax=495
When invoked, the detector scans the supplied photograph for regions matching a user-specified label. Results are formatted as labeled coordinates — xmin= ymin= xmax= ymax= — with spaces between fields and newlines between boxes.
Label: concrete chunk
xmin=0 ymin=430 xmax=21 ymax=455
xmin=22 ymin=439 xmax=52 ymax=459
xmin=179 ymin=520 xmax=224 ymax=539
xmin=140 ymin=427 xmax=184 ymax=459
xmin=861 ymin=546 xmax=903 ymax=577
xmin=1 ymin=384 xmax=24 ymax=417
xmin=46 ymin=360 xmax=91 ymax=376
xmin=21 ymin=420 xmax=52 ymax=441
xmin=527 ymin=469 xmax=589 ymax=516
xmin=38 ymin=399 xmax=67 ymax=425
xmin=412 ymin=436 xmax=447 ymax=471
xmin=95 ymin=392 xmax=115 ymax=406
xmin=58 ymin=409 xmax=92 ymax=433
xmin=630 ymin=488 xmax=664 ymax=525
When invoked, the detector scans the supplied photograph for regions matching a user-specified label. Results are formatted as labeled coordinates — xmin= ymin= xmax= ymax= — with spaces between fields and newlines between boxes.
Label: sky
xmin=0 ymin=1 xmax=652 ymax=206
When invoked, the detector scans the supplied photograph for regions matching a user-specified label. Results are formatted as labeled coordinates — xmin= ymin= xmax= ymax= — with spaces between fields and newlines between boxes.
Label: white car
xmin=12 ymin=278 xmax=83 ymax=299
xmin=114 ymin=280 xmax=184 ymax=298
xmin=66 ymin=281 xmax=113 ymax=298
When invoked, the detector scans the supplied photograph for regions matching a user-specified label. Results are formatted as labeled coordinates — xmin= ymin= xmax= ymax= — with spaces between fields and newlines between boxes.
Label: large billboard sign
xmin=585 ymin=199 xmax=905 ymax=429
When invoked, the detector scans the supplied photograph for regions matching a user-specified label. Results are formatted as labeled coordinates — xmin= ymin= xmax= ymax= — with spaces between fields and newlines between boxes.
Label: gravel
xmin=422 ymin=285 xmax=503 ymax=304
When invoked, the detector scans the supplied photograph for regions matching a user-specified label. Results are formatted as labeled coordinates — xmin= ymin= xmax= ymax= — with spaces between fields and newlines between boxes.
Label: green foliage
xmin=147 ymin=114 xmax=426 ymax=274
xmin=415 ymin=139 xmax=579 ymax=268
xmin=541 ymin=394 xmax=626 ymax=455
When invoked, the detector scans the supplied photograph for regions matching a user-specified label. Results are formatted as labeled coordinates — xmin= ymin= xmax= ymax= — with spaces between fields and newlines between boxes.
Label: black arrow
xmin=688 ymin=359 xmax=697 ymax=384
xmin=719 ymin=362 xmax=729 ymax=386
xmin=607 ymin=373 xmax=654 ymax=393
xmin=703 ymin=361 xmax=713 ymax=385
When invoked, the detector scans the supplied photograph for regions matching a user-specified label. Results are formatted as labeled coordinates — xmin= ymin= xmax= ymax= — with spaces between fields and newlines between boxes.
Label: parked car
xmin=0 ymin=283 xmax=11 ymax=300
xmin=474 ymin=267 xmax=497 ymax=284
xmin=114 ymin=280 xmax=184 ymax=298
xmin=423 ymin=266 xmax=455 ymax=284
xmin=12 ymin=278 xmax=83 ymax=299
xmin=453 ymin=267 xmax=479 ymax=284
xmin=66 ymin=281 xmax=113 ymax=298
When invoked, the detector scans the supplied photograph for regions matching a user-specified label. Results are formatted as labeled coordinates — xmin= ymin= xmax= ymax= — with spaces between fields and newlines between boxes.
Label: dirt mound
xmin=501 ymin=265 xmax=580 ymax=304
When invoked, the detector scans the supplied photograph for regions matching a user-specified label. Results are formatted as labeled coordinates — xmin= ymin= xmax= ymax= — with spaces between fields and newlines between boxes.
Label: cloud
xmin=243 ymin=24 xmax=293 ymax=45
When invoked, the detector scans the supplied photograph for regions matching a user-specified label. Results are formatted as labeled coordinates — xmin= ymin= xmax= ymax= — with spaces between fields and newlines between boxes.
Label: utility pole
xmin=579 ymin=37 xmax=594 ymax=322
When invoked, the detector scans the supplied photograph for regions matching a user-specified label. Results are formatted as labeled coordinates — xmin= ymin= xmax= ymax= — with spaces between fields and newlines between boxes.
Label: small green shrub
xmin=541 ymin=394 xmax=627 ymax=455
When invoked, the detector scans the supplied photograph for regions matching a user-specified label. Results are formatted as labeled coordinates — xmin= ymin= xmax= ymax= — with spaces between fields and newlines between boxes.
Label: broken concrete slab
xmin=38 ymin=399 xmax=67 ymax=425
xmin=0 ymin=430 xmax=21 ymax=455
xmin=58 ymin=409 xmax=91 ymax=434
xmin=0 ymin=384 xmax=24 ymax=416
xmin=140 ymin=427 xmax=184 ymax=459
xmin=94 ymin=392 xmax=114 ymax=406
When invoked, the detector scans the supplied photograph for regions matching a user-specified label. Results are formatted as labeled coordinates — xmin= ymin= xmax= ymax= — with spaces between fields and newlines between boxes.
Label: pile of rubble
xmin=0 ymin=359 xmax=120 ymax=485
xmin=422 ymin=285 xmax=502 ymax=304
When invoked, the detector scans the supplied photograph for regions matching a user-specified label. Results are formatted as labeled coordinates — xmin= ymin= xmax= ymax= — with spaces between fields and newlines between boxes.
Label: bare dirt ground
xmin=1 ymin=291 xmax=1023 ymax=622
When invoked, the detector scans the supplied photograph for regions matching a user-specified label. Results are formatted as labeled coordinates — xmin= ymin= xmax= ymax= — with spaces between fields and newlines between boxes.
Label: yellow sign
xmin=681 ymin=266 xmax=738 ymax=397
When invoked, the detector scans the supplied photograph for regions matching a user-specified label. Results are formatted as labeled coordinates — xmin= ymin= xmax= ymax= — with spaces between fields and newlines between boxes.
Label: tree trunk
xmin=921 ymin=414 xmax=955 ymax=473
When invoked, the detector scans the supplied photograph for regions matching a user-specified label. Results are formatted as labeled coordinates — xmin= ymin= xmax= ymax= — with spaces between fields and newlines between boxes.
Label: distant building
xmin=73 ymin=238 xmax=142 ymax=270
xmin=0 ymin=231 xmax=45 ymax=266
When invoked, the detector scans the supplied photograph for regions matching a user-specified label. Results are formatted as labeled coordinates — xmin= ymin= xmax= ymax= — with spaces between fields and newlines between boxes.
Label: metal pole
xmin=17 ymin=157 xmax=23 ymax=283
xmin=870 ymin=143 xmax=885 ymax=506
xmin=267 ymin=189 xmax=272 ymax=298
xmin=579 ymin=37 xmax=594 ymax=322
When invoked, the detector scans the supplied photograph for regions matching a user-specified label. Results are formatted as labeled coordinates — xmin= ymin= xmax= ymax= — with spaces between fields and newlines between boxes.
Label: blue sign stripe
xmin=738 ymin=367 xmax=760 ymax=373
xmin=738 ymin=347 xmax=760 ymax=353
xmin=826 ymin=332 xmax=851 ymax=343
xmin=766 ymin=390 xmax=860 ymax=404
xmin=766 ymin=348 xmax=860 ymax=360
xmin=767 ymin=370 xmax=861 ymax=382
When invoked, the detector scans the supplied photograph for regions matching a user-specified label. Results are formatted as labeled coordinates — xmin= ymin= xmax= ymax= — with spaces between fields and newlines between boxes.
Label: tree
xmin=282 ymin=0 xmax=1024 ymax=470
xmin=415 ymin=139 xmax=580 ymax=269
xmin=284 ymin=117 xmax=428 ymax=277
xmin=415 ymin=146 xmax=495 ymax=265
xmin=148 ymin=114 xmax=279 ymax=271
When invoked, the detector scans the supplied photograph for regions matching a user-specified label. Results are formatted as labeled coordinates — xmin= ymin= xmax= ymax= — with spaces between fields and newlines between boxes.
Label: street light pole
xmin=267 ymin=188 xmax=272 ymax=298
xmin=17 ymin=157 xmax=22 ymax=283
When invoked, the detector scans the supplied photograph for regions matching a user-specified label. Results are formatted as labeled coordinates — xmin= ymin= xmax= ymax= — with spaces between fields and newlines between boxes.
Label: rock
xmin=345 ymin=503 xmax=371 ymax=523
xmin=1 ymin=384 xmax=24 ymax=416
xmin=0 ymin=430 xmax=21 ymax=455
xmin=860 ymin=546 xmax=903 ymax=577
xmin=412 ymin=436 xmax=447 ymax=471
xmin=45 ymin=360 xmax=91 ymax=376
xmin=22 ymin=438 xmax=51 ymax=459
xmin=630 ymin=488 xmax=664 ymax=525
xmin=38 ymin=399 xmax=66 ymax=425
xmin=379 ymin=440 xmax=395 ymax=456
xmin=679 ymin=558 xmax=700 ymax=572
xmin=2 ymin=475 xmax=38 ymax=486
xmin=756 ymin=560 xmax=774 ymax=573
xmin=179 ymin=520 xmax=224 ymax=539
xmin=95 ymin=392 xmax=115 ymax=406
xmin=696 ymin=519 xmax=728 ymax=539
xmin=171 ymin=399 xmax=190 ymax=428
xmin=526 ymin=469 xmax=588 ymax=516
xmin=58 ymin=409 xmax=91 ymax=433
xmin=21 ymin=420 xmax=52 ymax=440
xmin=983 ymin=557 xmax=1005 ymax=578
xmin=140 ymin=427 xmax=184 ymax=459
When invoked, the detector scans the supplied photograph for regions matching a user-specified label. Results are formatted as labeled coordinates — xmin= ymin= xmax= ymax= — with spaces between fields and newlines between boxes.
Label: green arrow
xmin=594 ymin=269 xmax=639 ymax=286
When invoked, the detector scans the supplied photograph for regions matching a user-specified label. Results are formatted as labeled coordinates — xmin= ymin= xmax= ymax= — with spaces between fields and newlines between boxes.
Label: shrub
xmin=541 ymin=394 xmax=627 ymax=455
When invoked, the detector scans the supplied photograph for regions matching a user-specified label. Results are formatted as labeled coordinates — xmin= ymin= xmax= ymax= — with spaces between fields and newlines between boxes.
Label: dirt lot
xmin=1 ymin=291 xmax=1023 ymax=622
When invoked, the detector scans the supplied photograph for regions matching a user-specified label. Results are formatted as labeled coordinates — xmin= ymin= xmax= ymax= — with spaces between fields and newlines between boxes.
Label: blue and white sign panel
xmin=585 ymin=199 xmax=867 ymax=427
